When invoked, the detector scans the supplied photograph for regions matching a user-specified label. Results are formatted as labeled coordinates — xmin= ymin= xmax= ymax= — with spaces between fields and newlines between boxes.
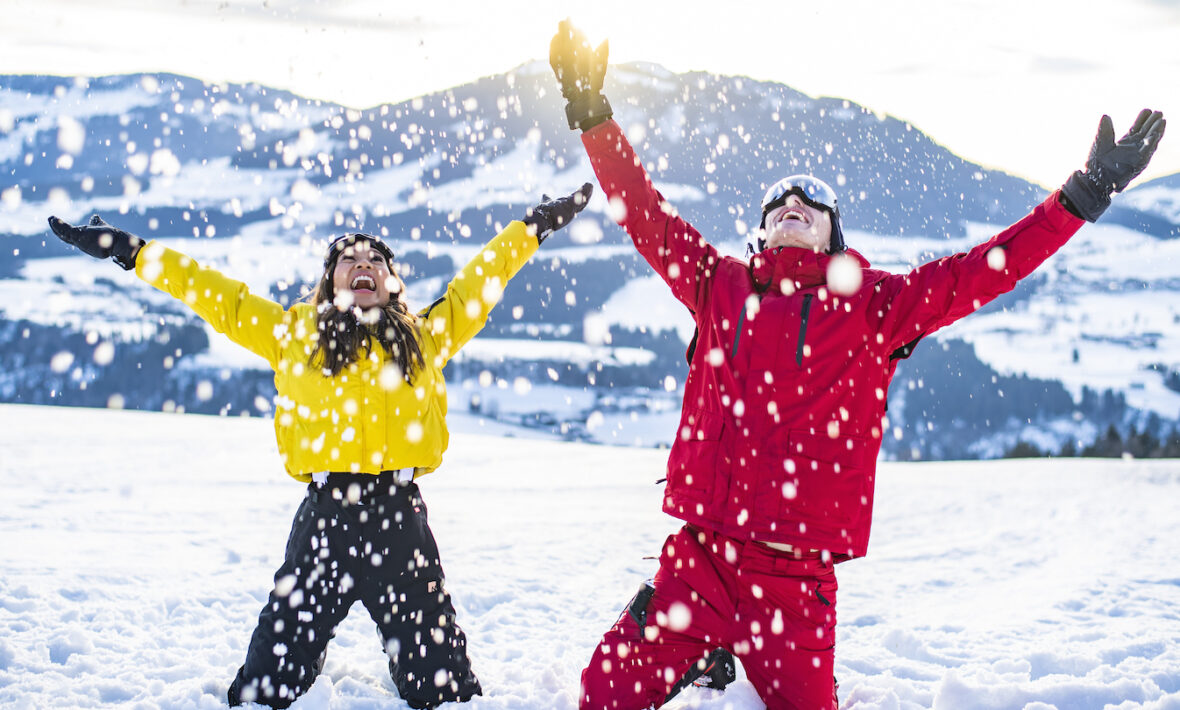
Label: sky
xmin=3 ymin=0 xmax=1179 ymax=189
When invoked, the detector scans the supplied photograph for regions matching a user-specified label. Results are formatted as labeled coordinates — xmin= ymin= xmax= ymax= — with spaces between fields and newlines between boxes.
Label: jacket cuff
xmin=133 ymin=239 xmax=170 ymax=285
xmin=498 ymin=220 xmax=541 ymax=270
xmin=565 ymin=93 xmax=612 ymax=131
xmin=1045 ymin=189 xmax=1087 ymax=229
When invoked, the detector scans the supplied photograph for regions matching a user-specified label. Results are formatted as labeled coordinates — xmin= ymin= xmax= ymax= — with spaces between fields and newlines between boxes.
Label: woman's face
xmin=330 ymin=241 xmax=398 ymax=310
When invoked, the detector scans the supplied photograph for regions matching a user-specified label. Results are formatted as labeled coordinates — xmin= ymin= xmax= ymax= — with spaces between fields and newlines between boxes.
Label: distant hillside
xmin=2 ymin=65 xmax=1179 ymax=459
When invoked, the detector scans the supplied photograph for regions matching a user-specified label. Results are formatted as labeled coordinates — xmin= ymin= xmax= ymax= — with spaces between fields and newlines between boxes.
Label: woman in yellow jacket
xmin=47 ymin=183 xmax=592 ymax=709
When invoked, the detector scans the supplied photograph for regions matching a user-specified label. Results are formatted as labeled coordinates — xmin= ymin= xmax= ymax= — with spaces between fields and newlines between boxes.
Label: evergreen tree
xmin=1083 ymin=425 xmax=1124 ymax=458
xmin=1003 ymin=441 xmax=1046 ymax=458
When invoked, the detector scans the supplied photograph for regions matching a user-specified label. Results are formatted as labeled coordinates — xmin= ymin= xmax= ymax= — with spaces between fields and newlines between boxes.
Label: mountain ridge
xmin=2 ymin=65 xmax=1178 ymax=458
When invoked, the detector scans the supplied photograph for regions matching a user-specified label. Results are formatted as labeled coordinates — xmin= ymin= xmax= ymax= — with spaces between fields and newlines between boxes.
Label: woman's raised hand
xmin=47 ymin=214 xmax=145 ymax=271
xmin=523 ymin=183 xmax=595 ymax=243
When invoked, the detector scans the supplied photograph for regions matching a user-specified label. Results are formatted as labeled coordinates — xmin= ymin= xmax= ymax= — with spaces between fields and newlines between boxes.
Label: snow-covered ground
xmin=2 ymin=403 xmax=1179 ymax=710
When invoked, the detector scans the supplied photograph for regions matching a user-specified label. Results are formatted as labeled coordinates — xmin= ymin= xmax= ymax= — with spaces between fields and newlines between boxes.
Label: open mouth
xmin=781 ymin=209 xmax=808 ymax=224
xmin=350 ymin=274 xmax=376 ymax=292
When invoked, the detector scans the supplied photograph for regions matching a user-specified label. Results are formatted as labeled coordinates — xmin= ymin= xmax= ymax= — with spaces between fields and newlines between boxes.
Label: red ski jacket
xmin=582 ymin=120 xmax=1084 ymax=560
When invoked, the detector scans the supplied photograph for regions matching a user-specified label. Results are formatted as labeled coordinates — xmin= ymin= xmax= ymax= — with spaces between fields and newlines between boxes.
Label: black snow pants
xmin=228 ymin=472 xmax=481 ymax=709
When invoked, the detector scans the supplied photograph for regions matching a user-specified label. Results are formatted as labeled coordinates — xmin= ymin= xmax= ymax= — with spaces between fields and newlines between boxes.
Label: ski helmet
xmin=758 ymin=175 xmax=846 ymax=254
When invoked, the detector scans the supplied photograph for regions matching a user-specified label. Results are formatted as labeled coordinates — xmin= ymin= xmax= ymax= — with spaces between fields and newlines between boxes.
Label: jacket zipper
xmin=796 ymin=294 xmax=814 ymax=367
xmin=730 ymin=306 xmax=747 ymax=360
xmin=731 ymin=292 xmax=811 ymax=365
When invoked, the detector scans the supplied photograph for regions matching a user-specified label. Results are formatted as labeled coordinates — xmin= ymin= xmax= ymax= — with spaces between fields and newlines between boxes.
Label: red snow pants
xmin=580 ymin=524 xmax=838 ymax=710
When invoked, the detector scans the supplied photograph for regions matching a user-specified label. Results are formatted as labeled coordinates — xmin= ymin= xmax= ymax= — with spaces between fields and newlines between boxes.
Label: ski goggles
xmin=324 ymin=232 xmax=395 ymax=268
xmin=759 ymin=175 xmax=839 ymax=227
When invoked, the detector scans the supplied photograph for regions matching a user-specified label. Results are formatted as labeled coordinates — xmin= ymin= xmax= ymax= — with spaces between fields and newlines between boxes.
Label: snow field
xmin=2 ymin=403 xmax=1179 ymax=709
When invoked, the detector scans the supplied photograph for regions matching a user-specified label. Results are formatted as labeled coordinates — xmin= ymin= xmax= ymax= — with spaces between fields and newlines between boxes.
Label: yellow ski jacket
xmin=135 ymin=221 xmax=539 ymax=482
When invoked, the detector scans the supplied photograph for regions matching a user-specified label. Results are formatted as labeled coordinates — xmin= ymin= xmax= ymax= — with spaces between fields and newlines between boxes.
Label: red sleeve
xmin=581 ymin=120 xmax=721 ymax=313
xmin=875 ymin=191 xmax=1084 ymax=349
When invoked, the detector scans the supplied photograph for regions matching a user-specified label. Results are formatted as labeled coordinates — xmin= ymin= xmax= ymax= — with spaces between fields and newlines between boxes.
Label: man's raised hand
xmin=1062 ymin=109 xmax=1166 ymax=222
xmin=549 ymin=20 xmax=613 ymax=132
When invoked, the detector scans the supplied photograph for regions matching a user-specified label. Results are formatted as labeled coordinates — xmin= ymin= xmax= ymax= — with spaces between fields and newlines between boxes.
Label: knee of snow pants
xmin=359 ymin=489 xmax=481 ymax=707
xmin=580 ymin=530 xmax=730 ymax=710
xmin=229 ymin=494 xmax=354 ymax=707
xmin=580 ymin=524 xmax=840 ymax=710
xmin=366 ymin=569 xmax=482 ymax=707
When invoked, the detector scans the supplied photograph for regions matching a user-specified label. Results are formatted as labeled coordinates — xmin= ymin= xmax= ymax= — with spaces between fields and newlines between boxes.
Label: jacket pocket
xmin=759 ymin=429 xmax=869 ymax=531
xmin=666 ymin=408 xmax=723 ymax=505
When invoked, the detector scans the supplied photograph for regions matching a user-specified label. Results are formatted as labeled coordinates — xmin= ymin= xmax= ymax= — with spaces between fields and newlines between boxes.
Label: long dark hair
xmin=306 ymin=251 xmax=425 ymax=381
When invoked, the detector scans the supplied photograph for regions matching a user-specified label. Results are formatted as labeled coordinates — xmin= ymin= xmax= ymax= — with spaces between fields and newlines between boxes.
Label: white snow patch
xmin=2 ymin=405 xmax=1178 ymax=709
xmin=597 ymin=274 xmax=696 ymax=344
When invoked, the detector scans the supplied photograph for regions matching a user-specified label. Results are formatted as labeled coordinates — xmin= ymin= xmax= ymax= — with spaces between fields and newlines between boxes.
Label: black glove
xmin=523 ymin=183 xmax=594 ymax=243
xmin=47 ymin=214 xmax=145 ymax=271
xmin=1061 ymin=109 xmax=1166 ymax=222
xmin=549 ymin=20 xmax=612 ymax=132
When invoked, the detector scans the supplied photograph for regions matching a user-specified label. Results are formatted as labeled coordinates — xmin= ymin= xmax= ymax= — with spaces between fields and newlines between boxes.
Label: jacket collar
xmin=749 ymin=246 xmax=871 ymax=295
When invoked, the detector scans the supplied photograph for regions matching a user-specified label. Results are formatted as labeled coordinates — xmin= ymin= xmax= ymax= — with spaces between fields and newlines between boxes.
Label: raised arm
xmin=875 ymin=110 xmax=1165 ymax=351
xmin=419 ymin=185 xmax=592 ymax=365
xmin=48 ymin=215 xmax=286 ymax=369
xmin=550 ymin=20 xmax=720 ymax=314
xmin=874 ymin=193 xmax=1082 ymax=351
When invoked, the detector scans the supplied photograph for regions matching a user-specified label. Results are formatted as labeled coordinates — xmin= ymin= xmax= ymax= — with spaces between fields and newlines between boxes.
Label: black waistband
xmin=308 ymin=470 xmax=414 ymax=506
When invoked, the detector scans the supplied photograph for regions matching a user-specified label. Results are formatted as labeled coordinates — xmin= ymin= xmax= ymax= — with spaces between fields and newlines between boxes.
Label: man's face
xmin=762 ymin=194 xmax=832 ymax=252
xmin=331 ymin=241 xmax=395 ymax=309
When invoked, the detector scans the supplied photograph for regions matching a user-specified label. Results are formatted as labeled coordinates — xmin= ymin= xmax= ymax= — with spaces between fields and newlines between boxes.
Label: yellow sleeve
xmin=135 ymin=241 xmax=286 ymax=369
xmin=419 ymin=221 xmax=539 ymax=366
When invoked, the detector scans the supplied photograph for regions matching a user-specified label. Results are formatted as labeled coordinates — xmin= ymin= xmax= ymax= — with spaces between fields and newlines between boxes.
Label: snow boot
xmin=664 ymin=648 xmax=736 ymax=702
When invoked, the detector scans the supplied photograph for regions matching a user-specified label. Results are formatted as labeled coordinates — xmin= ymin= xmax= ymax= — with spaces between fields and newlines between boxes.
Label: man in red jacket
xmin=549 ymin=21 xmax=1165 ymax=710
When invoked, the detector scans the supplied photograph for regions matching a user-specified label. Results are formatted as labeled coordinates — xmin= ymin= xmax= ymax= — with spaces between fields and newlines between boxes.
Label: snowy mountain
xmin=3 ymin=403 xmax=1179 ymax=709
xmin=1110 ymin=172 xmax=1180 ymax=239
xmin=2 ymin=65 xmax=1179 ymax=458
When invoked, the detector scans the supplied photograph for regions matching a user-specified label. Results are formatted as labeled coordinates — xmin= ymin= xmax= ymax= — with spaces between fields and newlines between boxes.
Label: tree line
xmin=1004 ymin=424 xmax=1180 ymax=459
